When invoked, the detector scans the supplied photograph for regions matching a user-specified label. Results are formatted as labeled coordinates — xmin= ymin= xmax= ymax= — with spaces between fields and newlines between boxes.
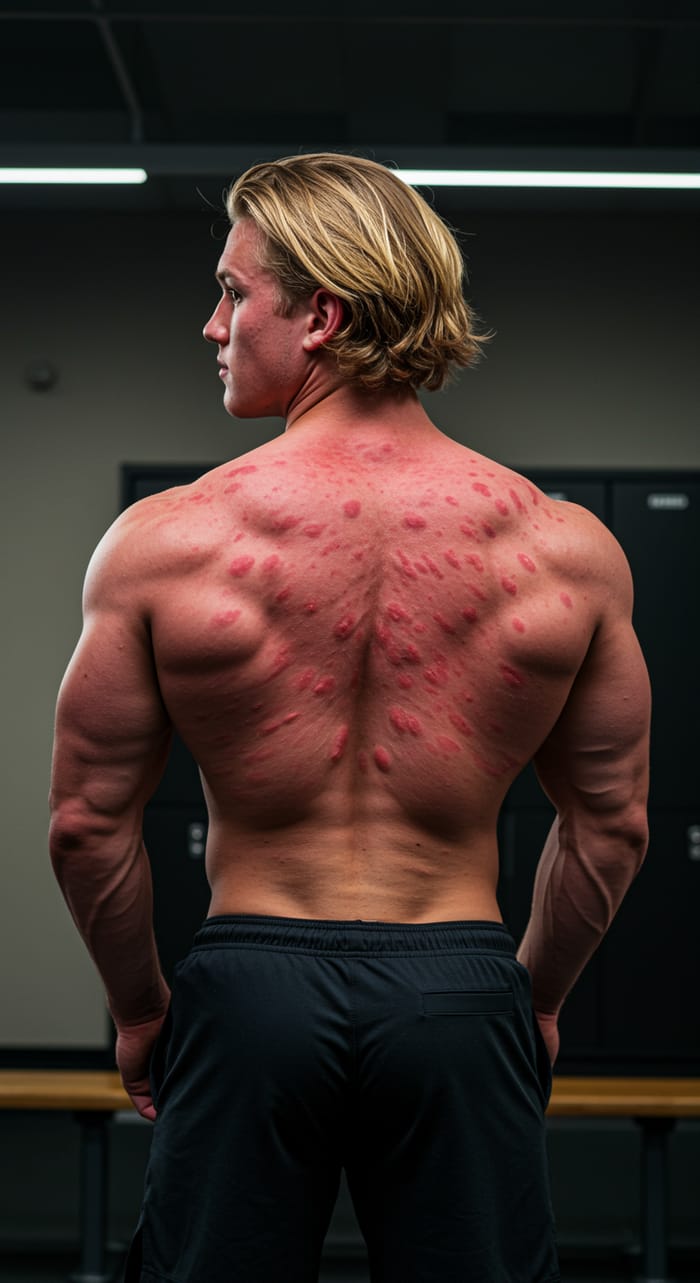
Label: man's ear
xmin=302 ymin=289 xmax=345 ymax=352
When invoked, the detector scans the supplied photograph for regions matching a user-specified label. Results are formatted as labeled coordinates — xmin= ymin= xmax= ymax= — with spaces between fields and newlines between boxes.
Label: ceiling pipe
xmin=89 ymin=0 xmax=145 ymax=144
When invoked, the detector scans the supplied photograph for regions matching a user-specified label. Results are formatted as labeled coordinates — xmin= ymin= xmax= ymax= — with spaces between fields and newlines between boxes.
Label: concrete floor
xmin=1 ymin=1252 xmax=699 ymax=1283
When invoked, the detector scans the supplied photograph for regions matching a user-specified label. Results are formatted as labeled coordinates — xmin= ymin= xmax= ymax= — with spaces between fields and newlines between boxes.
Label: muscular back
xmin=117 ymin=420 xmax=606 ymax=921
xmin=49 ymin=220 xmax=649 ymax=1066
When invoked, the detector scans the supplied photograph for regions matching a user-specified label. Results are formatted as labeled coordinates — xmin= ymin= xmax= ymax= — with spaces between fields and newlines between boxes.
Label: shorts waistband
xmin=192 ymin=914 xmax=516 ymax=955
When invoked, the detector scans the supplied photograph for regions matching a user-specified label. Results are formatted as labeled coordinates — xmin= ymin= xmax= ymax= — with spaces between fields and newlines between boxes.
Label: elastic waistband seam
xmin=188 ymin=942 xmax=518 ymax=959
xmin=202 ymin=915 xmax=511 ymax=931
xmin=190 ymin=916 xmax=516 ymax=956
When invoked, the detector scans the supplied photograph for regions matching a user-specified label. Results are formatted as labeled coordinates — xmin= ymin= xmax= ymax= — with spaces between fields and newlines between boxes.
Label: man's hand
xmin=535 ymin=1010 xmax=560 ymax=1066
xmin=116 ymin=1009 xmax=169 ymax=1121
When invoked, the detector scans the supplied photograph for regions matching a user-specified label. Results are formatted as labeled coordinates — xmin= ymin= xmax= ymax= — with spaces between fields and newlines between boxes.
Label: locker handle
xmin=187 ymin=822 xmax=207 ymax=859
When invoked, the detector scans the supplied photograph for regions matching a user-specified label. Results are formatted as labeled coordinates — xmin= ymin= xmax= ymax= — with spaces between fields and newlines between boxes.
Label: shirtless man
xmin=49 ymin=153 xmax=650 ymax=1283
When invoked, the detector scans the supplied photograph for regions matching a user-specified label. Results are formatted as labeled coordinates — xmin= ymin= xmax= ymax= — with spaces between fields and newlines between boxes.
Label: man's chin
xmin=224 ymin=391 xmax=282 ymax=421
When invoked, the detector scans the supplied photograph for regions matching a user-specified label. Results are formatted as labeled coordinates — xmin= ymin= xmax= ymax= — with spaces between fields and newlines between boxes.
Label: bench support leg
xmin=636 ymin=1116 xmax=676 ymax=1283
xmin=69 ymin=1110 xmax=114 ymax=1283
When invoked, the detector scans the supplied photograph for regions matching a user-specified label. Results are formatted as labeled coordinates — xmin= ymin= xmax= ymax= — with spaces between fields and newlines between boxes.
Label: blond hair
xmin=227 ymin=153 xmax=488 ymax=392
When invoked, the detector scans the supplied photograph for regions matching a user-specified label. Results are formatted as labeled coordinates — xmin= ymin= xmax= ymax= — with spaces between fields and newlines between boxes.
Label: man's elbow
xmin=592 ymin=801 xmax=649 ymax=878
xmin=569 ymin=765 xmax=649 ymax=874
xmin=49 ymin=801 xmax=93 ymax=867
xmin=618 ymin=803 xmax=649 ymax=874
xmin=48 ymin=796 xmax=131 ymax=868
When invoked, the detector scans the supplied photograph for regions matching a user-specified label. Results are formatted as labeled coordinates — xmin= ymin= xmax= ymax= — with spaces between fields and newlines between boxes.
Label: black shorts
xmin=125 ymin=915 xmax=559 ymax=1283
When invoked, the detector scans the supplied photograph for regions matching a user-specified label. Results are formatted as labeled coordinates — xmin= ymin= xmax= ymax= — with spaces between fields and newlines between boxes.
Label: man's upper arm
xmin=534 ymin=531 xmax=651 ymax=841
xmin=50 ymin=517 xmax=172 ymax=832
xmin=517 ymin=528 xmax=651 ymax=1020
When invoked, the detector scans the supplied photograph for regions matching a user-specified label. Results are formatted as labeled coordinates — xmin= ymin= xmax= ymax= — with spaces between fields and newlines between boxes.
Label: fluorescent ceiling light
xmin=0 ymin=168 xmax=148 ymax=185
xmin=396 ymin=169 xmax=700 ymax=190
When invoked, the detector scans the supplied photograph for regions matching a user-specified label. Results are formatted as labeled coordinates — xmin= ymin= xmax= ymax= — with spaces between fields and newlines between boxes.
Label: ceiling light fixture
xmin=396 ymin=169 xmax=700 ymax=190
xmin=0 ymin=168 xmax=148 ymax=185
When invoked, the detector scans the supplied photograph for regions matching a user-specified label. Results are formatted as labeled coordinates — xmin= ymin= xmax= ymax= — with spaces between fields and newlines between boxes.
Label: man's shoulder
xmin=532 ymin=493 xmax=633 ymax=620
xmin=99 ymin=455 xmax=263 ymax=556
xmin=94 ymin=486 xmax=190 ymax=566
xmin=83 ymin=481 xmax=213 ymax=609
xmin=552 ymin=497 xmax=628 ymax=571
xmin=490 ymin=463 xmax=613 ymax=552
xmin=485 ymin=463 xmax=633 ymax=607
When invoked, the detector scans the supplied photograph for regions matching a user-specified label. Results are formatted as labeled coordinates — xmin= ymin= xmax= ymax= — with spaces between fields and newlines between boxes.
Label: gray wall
xmin=1 ymin=206 xmax=698 ymax=1049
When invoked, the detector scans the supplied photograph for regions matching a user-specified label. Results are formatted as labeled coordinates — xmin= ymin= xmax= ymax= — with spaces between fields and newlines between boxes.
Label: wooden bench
xmin=548 ymin=1077 xmax=700 ymax=1283
xmin=0 ymin=1071 xmax=698 ymax=1283
xmin=0 ymin=1071 xmax=130 ymax=1283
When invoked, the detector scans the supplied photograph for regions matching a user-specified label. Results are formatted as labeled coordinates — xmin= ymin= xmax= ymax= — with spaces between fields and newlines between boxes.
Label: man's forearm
xmin=49 ymin=813 xmax=169 ymax=1028
xmin=517 ymin=811 xmax=647 ymax=1016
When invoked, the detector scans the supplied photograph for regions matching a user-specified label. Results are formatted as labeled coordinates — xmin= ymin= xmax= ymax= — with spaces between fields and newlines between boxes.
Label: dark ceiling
xmin=1 ymin=1 xmax=699 ymax=212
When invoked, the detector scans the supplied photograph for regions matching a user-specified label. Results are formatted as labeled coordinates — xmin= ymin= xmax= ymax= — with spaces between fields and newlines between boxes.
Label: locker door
xmin=142 ymin=807 xmax=211 ymax=985
xmin=612 ymin=480 xmax=700 ymax=807
xmin=604 ymin=479 xmax=700 ymax=1069
xmin=598 ymin=810 xmax=700 ymax=1069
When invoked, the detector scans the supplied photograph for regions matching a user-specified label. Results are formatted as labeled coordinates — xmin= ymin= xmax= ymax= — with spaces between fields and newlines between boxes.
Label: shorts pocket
xmin=423 ymin=989 xmax=514 ymax=1016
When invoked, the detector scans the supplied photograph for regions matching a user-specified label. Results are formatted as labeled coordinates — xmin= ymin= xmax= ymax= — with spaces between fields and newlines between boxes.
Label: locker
xmin=612 ymin=480 xmax=700 ymax=807
xmin=142 ymin=807 xmax=210 ymax=985
xmin=498 ymin=471 xmax=700 ymax=1071
xmin=598 ymin=809 xmax=700 ymax=1069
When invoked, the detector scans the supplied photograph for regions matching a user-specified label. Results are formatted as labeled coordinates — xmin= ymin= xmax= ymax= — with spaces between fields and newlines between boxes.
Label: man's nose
xmin=203 ymin=300 xmax=228 ymax=344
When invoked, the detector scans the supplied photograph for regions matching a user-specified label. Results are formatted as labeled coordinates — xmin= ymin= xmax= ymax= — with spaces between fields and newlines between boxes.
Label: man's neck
xmin=284 ymin=381 xmax=434 ymax=437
